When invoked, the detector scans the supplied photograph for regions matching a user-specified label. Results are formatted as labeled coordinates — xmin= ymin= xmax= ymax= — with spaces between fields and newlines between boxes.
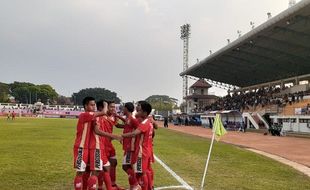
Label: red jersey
xmin=123 ymin=115 xmax=139 ymax=151
xmin=88 ymin=116 xmax=106 ymax=150
xmin=99 ymin=115 xmax=118 ymax=148
xmin=105 ymin=115 xmax=118 ymax=134
xmin=134 ymin=118 xmax=153 ymax=158
xmin=73 ymin=112 xmax=96 ymax=149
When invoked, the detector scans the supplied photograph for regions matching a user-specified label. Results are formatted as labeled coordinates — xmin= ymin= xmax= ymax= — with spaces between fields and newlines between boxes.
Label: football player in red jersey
xmin=122 ymin=101 xmax=153 ymax=190
xmin=102 ymin=100 xmax=125 ymax=190
xmin=118 ymin=102 xmax=141 ymax=190
xmin=94 ymin=100 xmax=125 ymax=190
xmin=136 ymin=101 xmax=157 ymax=190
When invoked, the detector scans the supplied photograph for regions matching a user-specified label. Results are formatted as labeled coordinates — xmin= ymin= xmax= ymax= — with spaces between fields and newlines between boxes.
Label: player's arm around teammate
xmin=114 ymin=114 xmax=126 ymax=128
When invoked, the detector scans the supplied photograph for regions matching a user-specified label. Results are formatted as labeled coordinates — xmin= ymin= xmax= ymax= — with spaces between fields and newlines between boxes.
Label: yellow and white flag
xmin=213 ymin=114 xmax=227 ymax=141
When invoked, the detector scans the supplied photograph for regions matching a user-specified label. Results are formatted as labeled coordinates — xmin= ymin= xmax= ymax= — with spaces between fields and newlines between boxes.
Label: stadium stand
xmin=180 ymin=0 xmax=310 ymax=133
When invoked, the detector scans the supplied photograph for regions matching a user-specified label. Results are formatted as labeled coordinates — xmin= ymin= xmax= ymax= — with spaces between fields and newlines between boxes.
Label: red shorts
xmin=89 ymin=149 xmax=110 ymax=171
xmin=105 ymin=144 xmax=116 ymax=159
xmin=73 ymin=147 xmax=89 ymax=172
xmin=122 ymin=151 xmax=133 ymax=165
xmin=132 ymin=148 xmax=151 ymax=174
xmin=133 ymin=155 xmax=151 ymax=174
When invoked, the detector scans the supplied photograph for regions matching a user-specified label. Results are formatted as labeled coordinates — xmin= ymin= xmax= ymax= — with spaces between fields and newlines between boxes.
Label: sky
xmin=0 ymin=0 xmax=297 ymax=103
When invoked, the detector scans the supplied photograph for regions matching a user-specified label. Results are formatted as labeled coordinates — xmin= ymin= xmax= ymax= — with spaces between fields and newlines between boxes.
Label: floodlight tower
xmin=180 ymin=24 xmax=191 ymax=113
xmin=289 ymin=0 xmax=296 ymax=7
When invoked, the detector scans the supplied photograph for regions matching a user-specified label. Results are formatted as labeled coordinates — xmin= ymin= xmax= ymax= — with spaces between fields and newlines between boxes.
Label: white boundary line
xmin=155 ymin=185 xmax=190 ymax=190
xmin=154 ymin=155 xmax=193 ymax=190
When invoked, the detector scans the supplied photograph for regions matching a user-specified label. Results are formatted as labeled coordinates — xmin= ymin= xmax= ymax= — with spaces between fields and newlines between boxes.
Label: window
xmin=299 ymin=119 xmax=310 ymax=123
xmin=282 ymin=118 xmax=296 ymax=123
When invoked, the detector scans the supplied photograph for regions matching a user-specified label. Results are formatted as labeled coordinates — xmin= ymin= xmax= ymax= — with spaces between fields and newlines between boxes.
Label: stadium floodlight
xmin=180 ymin=24 xmax=191 ymax=40
xmin=250 ymin=21 xmax=255 ymax=29
xmin=180 ymin=23 xmax=191 ymax=113
xmin=267 ymin=12 xmax=272 ymax=19
xmin=237 ymin=30 xmax=242 ymax=38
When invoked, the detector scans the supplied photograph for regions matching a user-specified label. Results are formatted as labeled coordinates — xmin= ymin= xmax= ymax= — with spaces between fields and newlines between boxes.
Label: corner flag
xmin=213 ymin=114 xmax=227 ymax=141
xmin=200 ymin=113 xmax=227 ymax=190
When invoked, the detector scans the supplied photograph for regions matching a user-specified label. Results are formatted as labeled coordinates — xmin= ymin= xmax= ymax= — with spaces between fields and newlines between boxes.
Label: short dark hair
xmin=96 ymin=100 xmax=104 ymax=109
xmin=105 ymin=100 xmax=115 ymax=105
xmin=124 ymin=102 xmax=134 ymax=113
xmin=137 ymin=100 xmax=147 ymax=105
xmin=83 ymin=97 xmax=95 ymax=108
xmin=140 ymin=101 xmax=152 ymax=115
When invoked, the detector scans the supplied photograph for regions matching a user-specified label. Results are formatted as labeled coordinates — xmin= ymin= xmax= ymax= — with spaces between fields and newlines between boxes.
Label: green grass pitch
xmin=0 ymin=118 xmax=309 ymax=190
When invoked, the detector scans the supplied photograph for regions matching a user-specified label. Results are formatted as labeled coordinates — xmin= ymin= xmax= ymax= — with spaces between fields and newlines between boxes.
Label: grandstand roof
xmin=180 ymin=0 xmax=310 ymax=88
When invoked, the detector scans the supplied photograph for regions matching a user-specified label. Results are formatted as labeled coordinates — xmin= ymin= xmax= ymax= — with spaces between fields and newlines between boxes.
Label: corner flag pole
xmin=200 ymin=128 xmax=216 ymax=190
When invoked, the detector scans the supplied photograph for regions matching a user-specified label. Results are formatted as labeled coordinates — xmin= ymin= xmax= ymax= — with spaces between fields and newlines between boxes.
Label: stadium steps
xmin=242 ymin=112 xmax=260 ymax=129
xmin=256 ymin=113 xmax=270 ymax=129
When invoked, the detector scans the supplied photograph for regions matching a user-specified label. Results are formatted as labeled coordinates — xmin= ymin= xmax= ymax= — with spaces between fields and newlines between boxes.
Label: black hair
xmin=96 ymin=100 xmax=104 ymax=109
xmin=82 ymin=97 xmax=95 ymax=108
xmin=140 ymin=101 xmax=152 ymax=115
xmin=105 ymin=100 xmax=115 ymax=105
xmin=137 ymin=100 xmax=147 ymax=105
xmin=124 ymin=102 xmax=135 ymax=113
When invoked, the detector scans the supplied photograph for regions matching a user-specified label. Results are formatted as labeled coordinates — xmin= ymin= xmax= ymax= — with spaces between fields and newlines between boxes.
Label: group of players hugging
xmin=73 ymin=97 xmax=158 ymax=190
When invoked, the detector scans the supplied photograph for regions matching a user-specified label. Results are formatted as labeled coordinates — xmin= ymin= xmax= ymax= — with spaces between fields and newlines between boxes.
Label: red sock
xmin=127 ymin=168 xmax=138 ymax=186
xmin=97 ymin=172 xmax=104 ymax=190
xmin=103 ymin=171 xmax=113 ymax=190
xmin=151 ymin=168 xmax=154 ymax=188
xmin=137 ymin=174 xmax=148 ymax=190
xmin=110 ymin=166 xmax=116 ymax=185
xmin=146 ymin=170 xmax=153 ymax=190
xmin=82 ymin=172 xmax=90 ymax=190
xmin=87 ymin=175 xmax=98 ymax=190
xmin=74 ymin=176 xmax=83 ymax=190
xmin=143 ymin=174 xmax=149 ymax=190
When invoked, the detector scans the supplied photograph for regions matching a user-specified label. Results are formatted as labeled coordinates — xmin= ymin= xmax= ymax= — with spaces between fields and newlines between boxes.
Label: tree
xmin=57 ymin=96 xmax=73 ymax=105
xmin=37 ymin=84 xmax=58 ymax=104
xmin=145 ymin=95 xmax=178 ymax=111
xmin=0 ymin=82 xmax=9 ymax=102
xmin=9 ymin=82 xmax=58 ymax=104
xmin=72 ymin=88 xmax=121 ymax=105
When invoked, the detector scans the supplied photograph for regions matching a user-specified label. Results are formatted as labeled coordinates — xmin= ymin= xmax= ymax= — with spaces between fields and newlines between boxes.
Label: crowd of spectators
xmin=206 ymin=87 xmax=308 ymax=112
